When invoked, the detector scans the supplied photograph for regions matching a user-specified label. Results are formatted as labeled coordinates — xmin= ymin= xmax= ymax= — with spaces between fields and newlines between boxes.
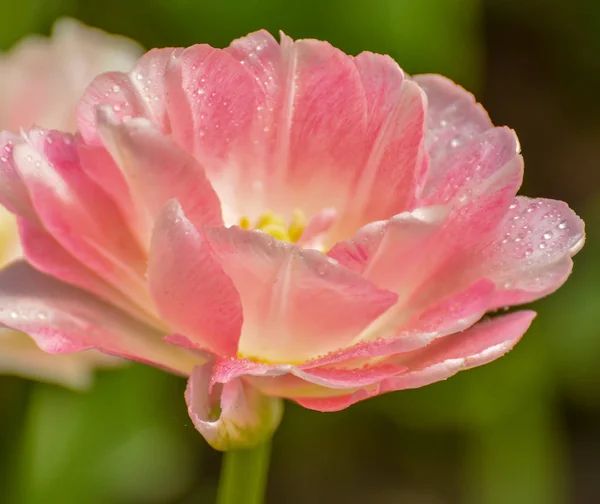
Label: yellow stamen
xmin=238 ymin=209 xmax=308 ymax=243
xmin=239 ymin=216 xmax=251 ymax=229
xmin=288 ymin=209 xmax=308 ymax=243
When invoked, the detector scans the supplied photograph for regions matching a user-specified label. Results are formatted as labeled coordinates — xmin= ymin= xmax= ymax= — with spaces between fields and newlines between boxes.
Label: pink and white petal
xmin=97 ymin=111 xmax=223 ymax=243
xmin=328 ymin=166 xmax=517 ymax=342
xmin=294 ymin=311 xmax=535 ymax=412
xmin=296 ymin=207 xmax=336 ymax=248
xmin=185 ymin=362 xmax=283 ymax=450
xmin=292 ymin=278 xmax=495 ymax=371
xmin=422 ymin=127 xmax=522 ymax=206
xmin=0 ymin=328 xmax=123 ymax=389
xmin=13 ymin=130 xmax=147 ymax=296
xmin=335 ymin=54 xmax=426 ymax=238
xmin=0 ymin=261 xmax=197 ymax=375
xmin=481 ymin=197 xmax=585 ymax=308
xmin=0 ymin=132 xmax=38 ymax=221
xmin=269 ymin=35 xmax=368 ymax=214
xmin=328 ymin=206 xmax=447 ymax=287
xmin=292 ymin=362 xmax=405 ymax=389
xmin=413 ymin=74 xmax=492 ymax=181
xmin=77 ymin=144 xmax=140 ymax=239
xmin=386 ymin=310 xmax=536 ymax=388
xmin=165 ymin=44 xmax=259 ymax=170
xmin=228 ymin=32 xmax=369 ymax=217
xmin=205 ymin=226 xmax=397 ymax=363
xmin=148 ymin=201 xmax=243 ymax=357
xmin=77 ymin=48 xmax=183 ymax=143
xmin=17 ymin=218 xmax=149 ymax=320
xmin=211 ymin=357 xmax=292 ymax=384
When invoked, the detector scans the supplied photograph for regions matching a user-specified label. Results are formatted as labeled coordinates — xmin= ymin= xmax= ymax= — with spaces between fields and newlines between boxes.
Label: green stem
xmin=216 ymin=440 xmax=272 ymax=504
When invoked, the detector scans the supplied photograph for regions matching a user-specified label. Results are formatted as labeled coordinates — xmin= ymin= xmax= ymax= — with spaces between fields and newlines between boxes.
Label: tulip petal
xmin=12 ymin=129 xmax=147 ymax=300
xmin=295 ymin=311 xmax=535 ymax=411
xmin=185 ymin=362 xmax=283 ymax=450
xmin=0 ymin=262 xmax=197 ymax=375
xmin=18 ymin=218 xmax=137 ymax=312
xmin=97 ymin=110 xmax=223 ymax=244
xmin=205 ymin=226 xmax=397 ymax=363
xmin=0 ymin=132 xmax=38 ymax=221
xmin=334 ymin=53 xmax=427 ymax=238
xmin=77 ymin=48 xmax=182 ymax=143
xmin=148 ymin=201 xmax=243 ymax=357
xmin=293 ymin=362 xmax=405 ymax=389
xmin=422 ymin=127 xmax=522 ymax=206
xmin=226 ymin=31 xmax=369 ymax=217
xmin=413 ymin=73 xmax=492 ymax=184
xmin=481 ymin=197 xmax=585 ymax=308
xmin=0 ymin=328 xmax=122 ymax=389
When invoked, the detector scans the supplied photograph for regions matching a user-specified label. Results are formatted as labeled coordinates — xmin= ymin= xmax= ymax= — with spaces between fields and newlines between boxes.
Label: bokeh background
xmin=0 ymin=0 xmax=598 ymax=502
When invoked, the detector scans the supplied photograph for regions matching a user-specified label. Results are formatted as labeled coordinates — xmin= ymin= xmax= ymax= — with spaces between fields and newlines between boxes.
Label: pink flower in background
xmin=0 ymin=18 xmax=142 ymax=388
xmin=0 ymin=30 xmax=584 ymax=447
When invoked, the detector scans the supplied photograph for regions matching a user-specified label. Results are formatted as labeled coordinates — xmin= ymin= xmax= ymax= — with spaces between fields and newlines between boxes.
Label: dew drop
xmin=112 ymin=84 xmax=120 ymax=92
xmin=509 ymin=202 xmax=517 ymax=210
xmin=113 ymin=104 xmax=121 ymax=112
xmin=539 ymin=242 xmax=547 ymax=249
xmin=558 ymin=220 xmax=567 ymax=230
xmin=543 ymin=231 xmax=553 ymax=240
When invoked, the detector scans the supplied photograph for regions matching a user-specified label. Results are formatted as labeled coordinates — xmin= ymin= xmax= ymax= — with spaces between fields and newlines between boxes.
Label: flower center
xmin=239 ymin=209 xmax=307 ymax=243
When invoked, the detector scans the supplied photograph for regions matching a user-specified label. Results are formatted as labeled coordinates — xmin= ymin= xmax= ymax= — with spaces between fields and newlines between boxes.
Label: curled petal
xmin=292 ymin=362 xmax=405 ymax=389
xmin=294 ymin=311 xmax=535 ymax=412
xmin=185 ymin=362 xmax=283 ymax=451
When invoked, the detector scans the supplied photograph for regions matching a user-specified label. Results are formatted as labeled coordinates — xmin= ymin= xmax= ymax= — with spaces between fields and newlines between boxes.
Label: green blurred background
xmin=0 ymin=0 xmax=599 ymax=502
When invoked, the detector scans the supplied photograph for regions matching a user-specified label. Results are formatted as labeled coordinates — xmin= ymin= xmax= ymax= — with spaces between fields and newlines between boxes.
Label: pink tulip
xmin=0 ymin=18 xmax=142 ymax=388
xmin=0 ymin=31 xmax=584 ymax=448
